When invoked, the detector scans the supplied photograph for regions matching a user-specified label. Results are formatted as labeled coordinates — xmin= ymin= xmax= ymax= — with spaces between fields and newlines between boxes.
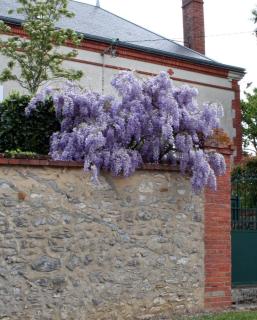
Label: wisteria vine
xmin=26 ymin=71 xmax=226 ymax=193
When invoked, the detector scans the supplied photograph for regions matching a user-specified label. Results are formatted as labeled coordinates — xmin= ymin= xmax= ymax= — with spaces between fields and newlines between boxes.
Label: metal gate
xmin=232 ymin=174 xmax=257 ymax=286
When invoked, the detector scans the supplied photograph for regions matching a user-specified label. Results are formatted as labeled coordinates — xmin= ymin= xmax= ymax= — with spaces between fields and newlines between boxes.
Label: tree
xmin=0 ymin=0 xmax=83 ymax=95
xmin=26 ymin=71 xmax=226 ymax=193
xmin=241 ymin=88 xmax=257 ymax=155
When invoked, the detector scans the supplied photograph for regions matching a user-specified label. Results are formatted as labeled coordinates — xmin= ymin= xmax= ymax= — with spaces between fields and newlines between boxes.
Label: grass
xmin=188 ymin=311 xmax=257 ymax=320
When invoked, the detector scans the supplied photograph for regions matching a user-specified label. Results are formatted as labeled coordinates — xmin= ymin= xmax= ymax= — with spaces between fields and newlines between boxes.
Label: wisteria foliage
xmin=26 ymin=71 xmax=226 ymax=193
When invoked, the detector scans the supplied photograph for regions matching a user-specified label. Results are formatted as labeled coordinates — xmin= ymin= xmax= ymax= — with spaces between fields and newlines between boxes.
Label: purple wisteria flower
xmin=27 ymin=71 xmax=226 ymax=193
xmin=25 ymin=87 xmax=54 ymax=115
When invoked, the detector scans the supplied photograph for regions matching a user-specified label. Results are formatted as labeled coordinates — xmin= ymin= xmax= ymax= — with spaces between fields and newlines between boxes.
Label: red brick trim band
xmin=6 ymin=24 xmax=229 ymax=78
xmin=66 ymin=57 xmax=234 ymax=92
xmin=204 ymin=153 xmax=232 ymax=310
xmin=0 ymin=42 xmax=233 ymax=92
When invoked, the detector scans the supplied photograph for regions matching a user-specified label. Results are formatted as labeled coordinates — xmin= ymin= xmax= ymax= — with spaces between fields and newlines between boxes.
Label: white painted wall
xmin=0 ymin=42 xmax=237 ymax=140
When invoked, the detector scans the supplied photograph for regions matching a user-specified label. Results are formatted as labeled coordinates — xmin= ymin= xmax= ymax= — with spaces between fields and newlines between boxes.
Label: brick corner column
xmin=204 ymin=140 xmax=233 ymax=310
xmin=232 ymin=79 xmax=242 ymax=165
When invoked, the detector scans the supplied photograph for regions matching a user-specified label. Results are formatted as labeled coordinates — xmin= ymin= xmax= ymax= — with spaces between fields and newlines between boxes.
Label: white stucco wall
xmin=0 ymin=42 xmax=237 ymax=140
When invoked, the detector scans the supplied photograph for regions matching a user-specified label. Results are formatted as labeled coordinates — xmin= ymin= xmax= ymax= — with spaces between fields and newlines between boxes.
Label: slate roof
xmin=0 ymin=0 xmax=244 ymax=73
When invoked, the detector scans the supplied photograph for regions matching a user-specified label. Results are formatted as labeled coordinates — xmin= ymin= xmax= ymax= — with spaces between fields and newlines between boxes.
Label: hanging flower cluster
xmin=26 ymin=71 xmax=226 ymax=193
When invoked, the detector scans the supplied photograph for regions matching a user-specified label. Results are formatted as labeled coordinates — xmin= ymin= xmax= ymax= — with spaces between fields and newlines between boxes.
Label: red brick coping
xmin=0 ymin=155 xmax=180 ymax=171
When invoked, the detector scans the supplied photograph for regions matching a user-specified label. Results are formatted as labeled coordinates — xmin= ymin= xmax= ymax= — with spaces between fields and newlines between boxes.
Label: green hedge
xmin=0 ymin=93 xmax=60 ymax=155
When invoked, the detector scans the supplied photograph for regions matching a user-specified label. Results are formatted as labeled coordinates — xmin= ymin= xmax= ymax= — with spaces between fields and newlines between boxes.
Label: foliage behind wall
xmin=0 ymin=93 xmax=59 ymax=154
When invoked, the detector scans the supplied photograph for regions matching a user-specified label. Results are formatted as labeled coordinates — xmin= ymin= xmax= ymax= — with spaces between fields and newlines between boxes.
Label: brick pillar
xmin=204 ymin=136 xmax=233 ymax=310
xmin=232 ymin=80 xmax=242 ymax=164
xmin=182 ymin=0 xmax=205 ymax=54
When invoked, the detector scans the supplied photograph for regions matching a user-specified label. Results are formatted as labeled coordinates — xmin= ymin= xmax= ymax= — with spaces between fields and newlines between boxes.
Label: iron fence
xmin=231 ymin=175 xmax=257 ymax=231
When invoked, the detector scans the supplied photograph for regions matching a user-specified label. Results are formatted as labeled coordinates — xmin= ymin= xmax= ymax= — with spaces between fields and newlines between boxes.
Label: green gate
xmin=232 ymin=174 xmax=257 ymax=286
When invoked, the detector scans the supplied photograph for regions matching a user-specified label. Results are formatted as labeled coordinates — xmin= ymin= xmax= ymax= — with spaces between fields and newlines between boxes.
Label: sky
xmin=76 ymin=0 xmax=257 ymax=97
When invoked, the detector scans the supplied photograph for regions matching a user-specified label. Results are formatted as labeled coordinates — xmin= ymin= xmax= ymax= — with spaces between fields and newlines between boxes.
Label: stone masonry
xmin=0 ymin=165 xmax=205 ymax=320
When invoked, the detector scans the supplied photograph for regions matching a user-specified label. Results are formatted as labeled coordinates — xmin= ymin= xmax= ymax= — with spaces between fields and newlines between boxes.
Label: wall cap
xmin=204 ymin=129 xmax=234 ymax=155
xmin=0 ymin=156 xmax=181 ymax=172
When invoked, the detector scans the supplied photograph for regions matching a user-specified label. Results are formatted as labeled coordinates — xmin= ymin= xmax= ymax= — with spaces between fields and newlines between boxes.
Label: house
xmin=0 ymin=0 xmax=245 ymax=164
xmin=0 ymin=1 xmax=246 ymax=315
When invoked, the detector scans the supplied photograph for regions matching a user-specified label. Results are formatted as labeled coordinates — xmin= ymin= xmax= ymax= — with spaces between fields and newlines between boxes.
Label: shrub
xmin=0 ymin=92 xmax=60 ymax=154
xmin=27 ymin=72 xmax=226 ymax=193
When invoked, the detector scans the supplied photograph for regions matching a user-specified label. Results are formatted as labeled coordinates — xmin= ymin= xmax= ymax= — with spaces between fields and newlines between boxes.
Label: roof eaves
xmin=83 ymin=33 xmax=246 ymax=75
xmin=0 ymin=15 xmax=22 ymax=26
xmin=0 ymin=15 xmax=245 ymax=76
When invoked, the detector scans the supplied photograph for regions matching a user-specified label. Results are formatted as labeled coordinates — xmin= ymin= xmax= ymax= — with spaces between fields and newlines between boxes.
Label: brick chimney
xmin=182 ymin=0 xmax=205 ymax=54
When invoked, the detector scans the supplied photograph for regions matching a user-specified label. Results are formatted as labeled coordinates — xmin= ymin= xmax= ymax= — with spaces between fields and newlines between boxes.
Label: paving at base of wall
xmin=232 ymin=287 xmax=257 ymax=306
xmin=0 ymin=165 xmax=205 ymax=320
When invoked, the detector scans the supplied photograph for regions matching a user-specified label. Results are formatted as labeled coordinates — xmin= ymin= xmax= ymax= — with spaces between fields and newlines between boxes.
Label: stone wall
xmin=0 ymin=165 xmax=205 ymax=319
